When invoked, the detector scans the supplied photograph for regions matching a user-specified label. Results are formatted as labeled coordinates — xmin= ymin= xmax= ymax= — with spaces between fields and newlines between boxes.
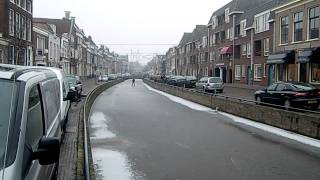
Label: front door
xmin=222 ymin=68 xmax=227 ymax=83
xmin=299 ymin=63 xmax=307 ymax=82
xmin=246 ymin=66 xmax=250 ymax=85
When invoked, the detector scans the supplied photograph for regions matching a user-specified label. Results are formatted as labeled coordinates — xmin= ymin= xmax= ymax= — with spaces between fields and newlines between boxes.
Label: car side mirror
xmin=33 ymin=137 xmax=60 ymax=165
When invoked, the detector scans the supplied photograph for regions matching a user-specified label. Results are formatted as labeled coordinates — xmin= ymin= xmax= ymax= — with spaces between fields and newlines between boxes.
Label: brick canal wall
xmin=143 ymin=79 xmax=320 ymax=140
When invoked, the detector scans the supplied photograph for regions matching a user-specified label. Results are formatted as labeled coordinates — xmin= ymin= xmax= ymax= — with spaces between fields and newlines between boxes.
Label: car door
xmin=273 ymin=83 xmax=287 ymax=105
xmin=23 ymin=85 xmax=51 ymax=180
xmin=263 ymin=83 xmax=278 ymax=103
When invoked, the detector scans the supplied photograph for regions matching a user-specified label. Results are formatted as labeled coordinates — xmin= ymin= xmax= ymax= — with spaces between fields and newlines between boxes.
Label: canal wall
xmin=143 ymin=79 xmax=320 ymax=140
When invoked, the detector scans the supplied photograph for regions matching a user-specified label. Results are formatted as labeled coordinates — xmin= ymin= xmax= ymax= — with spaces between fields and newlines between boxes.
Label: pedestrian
xmin=132 ymin=77 xmax=136 ymax=87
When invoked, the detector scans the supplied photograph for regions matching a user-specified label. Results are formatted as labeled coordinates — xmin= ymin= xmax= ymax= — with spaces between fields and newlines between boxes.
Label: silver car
xmin=196 ymin=77 xmax=224 ymax=93
xmin=0 ymin=64 xmax=62 ymax=180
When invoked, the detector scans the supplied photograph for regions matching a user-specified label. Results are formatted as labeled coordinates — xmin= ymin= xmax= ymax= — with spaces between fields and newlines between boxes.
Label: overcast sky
xmin=34 ymin=0 xmax=230 ymax=64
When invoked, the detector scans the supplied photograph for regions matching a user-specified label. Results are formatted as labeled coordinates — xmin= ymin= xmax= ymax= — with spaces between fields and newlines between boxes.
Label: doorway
xmin=299 ymin=63 xmax=307 ymax=82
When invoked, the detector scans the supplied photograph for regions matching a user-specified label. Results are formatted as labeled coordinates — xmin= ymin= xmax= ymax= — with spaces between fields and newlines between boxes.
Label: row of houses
xmin=0 ymin=0 xmax=128 ymax=76
xmin=161 ymin=0 xmax=320 ymax=87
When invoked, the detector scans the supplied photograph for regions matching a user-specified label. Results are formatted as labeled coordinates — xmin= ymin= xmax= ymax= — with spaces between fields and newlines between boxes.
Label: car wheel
xmin=284 ymin=99 xmax=291 ymax=110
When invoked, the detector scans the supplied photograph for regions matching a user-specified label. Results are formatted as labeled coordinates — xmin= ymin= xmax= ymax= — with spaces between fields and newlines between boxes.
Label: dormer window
xmin=225 ymin=8 xmax=230 ymax=23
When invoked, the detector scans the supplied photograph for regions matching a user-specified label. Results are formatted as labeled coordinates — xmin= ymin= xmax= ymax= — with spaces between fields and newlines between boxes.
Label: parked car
xmin=108 ymin=74 xmax=117 ymax=80
xmin=254 ymin=82 xmax=320 ymax=110
xmin=0 ymin=64 xmax=62 ymax=180
xmin=176 ymin=76 xmax=187 ymax=87
xmin=66 ymin=75 xmax=83 ymax=100
xmin=101 ymin=75 xmax=109 ymax=82
xmin=166 ymin=76 xmax=177 ymax=85
xmin=196 ymin=77 xmax=224 ymax=93
xmin=184 ymin=76 xmax=197 ymax=88
xmin=32 ymin=67 xmax=71 ymax=131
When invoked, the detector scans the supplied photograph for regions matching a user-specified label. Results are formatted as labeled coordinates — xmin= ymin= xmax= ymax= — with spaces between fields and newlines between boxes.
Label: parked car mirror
xmin=33 ymin=137 xmax=60 ymax=165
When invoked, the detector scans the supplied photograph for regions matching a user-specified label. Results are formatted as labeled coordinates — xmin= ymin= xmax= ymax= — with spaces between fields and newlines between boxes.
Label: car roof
xmin=0 ymin=64 xmax=57 ymax=82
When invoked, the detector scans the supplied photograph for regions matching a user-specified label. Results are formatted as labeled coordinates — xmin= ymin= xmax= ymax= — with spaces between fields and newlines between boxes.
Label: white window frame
xmin=307 ymin=6 xmax=320 ymax=40
xmin=235 ymin=65 xmax=241 ymax=80
xmin=242 ymin=44 xmax=247 ymax=55
xmin=9 ymin=9 xmax=14 ymax=36
xmin=241 ymin=65 xmax=246 ymax=77
xmin=264 ymin=38 xmax=269 ymax=56
xmin=254 ymin=10 xmax=270 ymax=33
xmin=240 ymin=19 xmax=247 ymax=37
xmin=254 ymin=64 xmax=263 ymax=81
xmin=27 ymin=18 xmax=31 ymax=41
xmin=27 ymin=0 xmax=32 ymax=13
xmin=246 ymin=42 xmax=251 ymax=58
xmin=225 ymin=8 xmax=230 ymax=23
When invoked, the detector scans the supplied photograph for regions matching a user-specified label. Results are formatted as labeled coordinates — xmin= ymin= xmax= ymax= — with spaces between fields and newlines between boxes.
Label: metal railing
xmin=147 ymin=79 xmax=320 ymax=116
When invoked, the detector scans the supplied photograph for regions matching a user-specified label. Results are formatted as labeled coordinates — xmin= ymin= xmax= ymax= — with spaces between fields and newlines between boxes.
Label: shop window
xmin=311 ymin=63 xmax=320 ymax=83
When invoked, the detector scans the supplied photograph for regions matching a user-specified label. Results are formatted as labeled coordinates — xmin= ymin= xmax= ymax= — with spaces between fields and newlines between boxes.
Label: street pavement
xmin=89 ymin=80 xmax=320 ymax=180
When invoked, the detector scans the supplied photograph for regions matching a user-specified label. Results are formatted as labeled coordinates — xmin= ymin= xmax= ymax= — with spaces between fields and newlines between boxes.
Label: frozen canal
xmin=89 ymin=80 xmax=320 ymax=180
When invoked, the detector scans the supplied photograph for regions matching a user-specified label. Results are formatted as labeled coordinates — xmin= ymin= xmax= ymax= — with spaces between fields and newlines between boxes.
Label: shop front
xmin=297 ymin=47 xmax=320 ymax=85
xmin=267 ymin=51 xmax=295 ymax=82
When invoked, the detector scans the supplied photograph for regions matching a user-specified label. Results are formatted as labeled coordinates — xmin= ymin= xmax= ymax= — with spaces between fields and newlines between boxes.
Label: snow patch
xmin=144 ymin=82 xmax=320 ymax=149
xmin=90 ymin=112 xmax=116 ymax=139
xmin=92 ymin=148 xmax=133 ymax=180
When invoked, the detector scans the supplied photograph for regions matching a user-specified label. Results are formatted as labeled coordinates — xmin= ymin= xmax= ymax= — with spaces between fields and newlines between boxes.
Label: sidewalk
xmin=57 ymin=78 xmax=99 ymax=180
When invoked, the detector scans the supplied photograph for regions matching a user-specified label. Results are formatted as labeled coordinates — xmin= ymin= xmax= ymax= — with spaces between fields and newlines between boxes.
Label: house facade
xmin=0 ymin=0 xmax=33 ymax=65
xmin=270 ymin=0 xmax=320 ymax=86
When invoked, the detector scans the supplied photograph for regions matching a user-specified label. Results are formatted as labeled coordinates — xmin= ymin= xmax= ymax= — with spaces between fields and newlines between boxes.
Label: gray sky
xmin=34 ymin=0 xmax=230 ymax=64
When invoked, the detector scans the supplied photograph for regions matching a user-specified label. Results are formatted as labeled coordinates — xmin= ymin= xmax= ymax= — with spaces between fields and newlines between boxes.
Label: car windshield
xmin=291 ymin=82 xmax=316 ymax=91
xmin=66 ymin=76 xmax=77 ymax=85
xmin=0 ymin=79 xmax=17 ymax=170
xmin=209 ymin=78 xmax=222 ymax=83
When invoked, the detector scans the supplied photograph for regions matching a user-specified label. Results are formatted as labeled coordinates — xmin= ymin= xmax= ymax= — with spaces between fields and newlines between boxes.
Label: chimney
xmin=65 ymin=11 xmax=71 ymax=19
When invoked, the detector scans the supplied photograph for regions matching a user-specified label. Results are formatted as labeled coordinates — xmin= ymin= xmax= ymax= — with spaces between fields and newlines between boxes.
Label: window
xmin=221 ymin=31 xmax=225 ymax=43
xmin=242 ymin=44 xmax=247 ymax=55
xmin=311 ymin=63 xmax=320 ymax=83
xmin=15 ymin=12 xmax=20 ymax=38
xmin=26 ymin=19 xmax=31 ymax=41
xmin=21 ymin=15 xmax=26 ymax=40
xmin=26 ymin=0 xmax=32 ymax=13
xmin=42 ymin=79 xmax=60 ymax=127
xmin=280 ymin=16 xmax=289 ymax=44
xmin=21 ymin=0 xmax=26 ymax=9
xmin=246 ymin=42 xmax=251 ymax=58
xmin=240 ymin=20 xmax=247 ymax=37
xmin=241 ymin=65 xmax=246 ymax=77
xmin=264 ymin=38 xmax=269 ymax=56
xmin=212 ymin=34 xmax=216 ymax=45
xmin=254 ymin=40 xmax=262 ymax=56
xmin=212 ymin=15 xmax=217 ymax=29
xmin=15 ymin=0 xmax=20 ymax=6
xmin=254 ymin=64 xmax=263 ymax=80
xmin=225 ymin=8 xmax=230 ymax=23
xmin=309 ymin=6 xmax=320 ymax=39
xmin=235 ymin=65 xmax=241 ymax=80
xmin=255 ymin=11 xmax=270 ymax=33
xmin=9 ymin=9 xmax=14 ymax=36
xmin=294 ymin=12 xmax=303 ymax=42
xmin=23 ymin=85 xmax=44 ymax=178
xmin=9 ymin=46 xmax=14 ymax=64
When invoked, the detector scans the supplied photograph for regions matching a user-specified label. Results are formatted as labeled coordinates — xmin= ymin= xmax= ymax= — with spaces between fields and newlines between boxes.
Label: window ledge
xmin=291 ymin=41 xmax=304 ymax=44
xmin=306 ymin=38 xmax=319 ymax=42
xmin=279 ymin=43 xmax=288 ymax=46
xmin=254 ymin=78 xmax=262 ymax=82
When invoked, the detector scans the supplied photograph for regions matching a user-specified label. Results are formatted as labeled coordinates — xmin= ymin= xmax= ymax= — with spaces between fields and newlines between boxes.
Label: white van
xmin=31 ymin=67 xmax=71 ymax=131
xmin=0 ymin=64 xmax=62 ymax=180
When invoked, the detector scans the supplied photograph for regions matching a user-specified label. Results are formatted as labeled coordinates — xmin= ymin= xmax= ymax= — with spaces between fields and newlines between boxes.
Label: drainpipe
xmin=250 ymin=28 xmax=254 ymax=86
xmin=232 ymin=15 xmax=236 ymax=83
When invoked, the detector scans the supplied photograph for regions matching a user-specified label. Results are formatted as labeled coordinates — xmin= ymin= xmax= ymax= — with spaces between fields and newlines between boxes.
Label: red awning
xmin=220 ymin=46 xmax=233 ymax=55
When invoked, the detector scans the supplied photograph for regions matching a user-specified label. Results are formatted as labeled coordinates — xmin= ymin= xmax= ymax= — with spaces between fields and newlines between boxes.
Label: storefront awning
xmin=267 ymin=53 xmax=287 ymax=64
xmin=220 ymin=46 xmax=232 ymax=55
xmin=267 ymin=51 xmax=295 ymax=64
xmin=297 ymin=49 xmax=313 ymax=63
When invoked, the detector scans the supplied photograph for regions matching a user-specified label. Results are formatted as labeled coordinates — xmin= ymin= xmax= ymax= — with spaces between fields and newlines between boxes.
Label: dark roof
xmin=208 ymin=0 xmax=293 ymax=26
xmin=33 ymin=18 xmax=71 ymax=36
xmin=33 ymin=22 xmax=54 ymax=34
xmin=178 ymin=33 xmax=192 ymax=46
xmin=192 ymin=25 xmax=207 ymax=42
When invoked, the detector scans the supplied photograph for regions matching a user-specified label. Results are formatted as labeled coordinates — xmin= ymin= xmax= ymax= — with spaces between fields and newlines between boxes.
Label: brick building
xmin=0 ymin=0 xmax=33 ymax=65
xmin=269 ymin=0 xmax=320 ymax=86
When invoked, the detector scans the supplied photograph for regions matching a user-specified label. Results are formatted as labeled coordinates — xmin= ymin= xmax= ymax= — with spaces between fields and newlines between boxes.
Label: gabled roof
xmin=192 ymin=25 xmax=207 ymax=42
xmin=178 ymin=33 xmax=192 ymax=47
xmin=33 ymin=22 xmax=55 ymax=34
xmin=34 ymin=18 xmax=72 ymax=36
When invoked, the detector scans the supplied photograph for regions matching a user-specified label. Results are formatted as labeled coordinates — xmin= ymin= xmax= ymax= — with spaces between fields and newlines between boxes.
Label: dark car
xmin=66 ymin=75 xmax=83 ymax=101
xmin=184 ymin=76 xmax=197 ymax=88
xmin=254 ymin=82 xmax=320 ymax=110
